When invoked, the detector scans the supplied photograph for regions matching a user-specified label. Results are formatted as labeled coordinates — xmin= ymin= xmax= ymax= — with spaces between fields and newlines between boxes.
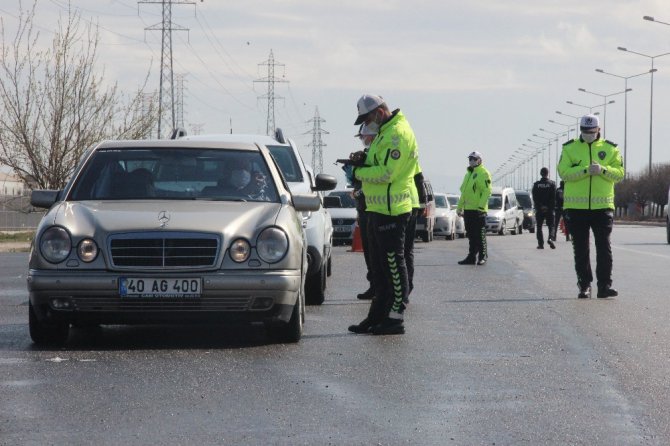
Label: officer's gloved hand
xmin=478 ymin=209 xmax=487 ymax=217
xmin=589 ymin=163 xmax=603 ymax=175
xmin=457 ymin=209 xmax=464 ymax=217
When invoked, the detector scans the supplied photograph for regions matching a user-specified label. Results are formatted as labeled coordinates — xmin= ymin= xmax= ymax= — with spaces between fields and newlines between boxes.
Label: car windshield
xmin=328 ymin=191 xmax=356 ymax=208
xmin=68 ymin=148 xmax=279 ymax=202
xmin=488 ymin=194 xmax=503 ymax=210
xmin=447 ymin=195 xmax=459 ymax=206
xmin=435 ymin=195 xmax=449 ymax=208
xmin=517 ymin=194 xmax=532 ymax=209
xmin=266 ymin=145 xmax=304 ymax=183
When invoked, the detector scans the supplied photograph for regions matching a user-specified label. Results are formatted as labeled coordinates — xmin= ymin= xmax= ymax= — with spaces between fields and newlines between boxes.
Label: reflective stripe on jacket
xmin=456 ymin=164 xmax=492 ymax=212
xmin=558 ymin=137 xmax=624 ymax=210
xmin=354 ymin=110 xmax=418 ymax=216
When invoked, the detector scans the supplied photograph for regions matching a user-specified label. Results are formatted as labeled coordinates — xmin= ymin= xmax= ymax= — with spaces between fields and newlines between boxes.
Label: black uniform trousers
xmin=535 ymin=210 xmax=555 ymax=247
xmin=364 ymin=211 xmax=410 ymax=323
xmin=464 ymin=210 xmax=487 ymax=261
xmin=565 ymin=209 xmax=614 ymax=289
xmin=358 ymin=210 xmax=374 ymax=293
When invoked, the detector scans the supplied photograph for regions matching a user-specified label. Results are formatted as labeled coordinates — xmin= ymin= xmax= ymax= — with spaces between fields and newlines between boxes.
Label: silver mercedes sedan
xmin=27 ymin=139 xmax=335 ymax=345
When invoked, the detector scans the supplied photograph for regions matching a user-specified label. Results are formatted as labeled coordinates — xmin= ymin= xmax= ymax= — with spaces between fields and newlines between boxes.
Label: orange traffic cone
xmin=349 ymin=222 xmax=364 ymax=252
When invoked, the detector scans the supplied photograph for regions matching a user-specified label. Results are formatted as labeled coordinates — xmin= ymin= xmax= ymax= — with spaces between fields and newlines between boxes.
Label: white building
xmin=0 ymin=172 xmax=26 ymax=196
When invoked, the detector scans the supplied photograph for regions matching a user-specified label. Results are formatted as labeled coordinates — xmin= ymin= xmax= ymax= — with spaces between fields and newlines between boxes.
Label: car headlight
xmin=256 ymin=227 xmax=289 ymax=263
xmin=230 ymin=238 xmax=251 ymax=263
xmin=77 ymin=238 xmax=98 ymax=262
xmin=39 ymin=226 xmax=72 ymax=263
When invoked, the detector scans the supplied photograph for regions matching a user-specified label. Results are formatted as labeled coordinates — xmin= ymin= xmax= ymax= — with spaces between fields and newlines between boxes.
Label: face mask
xmin=230 ymin=169 xmax=250 ymax=188
xmin=582 ymin=132 xmax=598 ymax=144
xmin=365 ymin=120 xmax=379 ymax=134
xmin=468 ymin=158 xmax=480 ymax=168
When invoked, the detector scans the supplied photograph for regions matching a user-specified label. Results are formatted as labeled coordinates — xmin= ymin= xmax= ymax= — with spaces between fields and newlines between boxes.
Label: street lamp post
xmin=618 ymin=46 xmax=670 ymax=175
xmin=577 ymin=87 xmax=631 ymax=138
xmin=531 ymin=134 xmax=552 ymax=171
xmin=595 ymin=68 xmax=656 ymax=176
xmin=548 ymin=119 xmax=573 ymax=179
xmin=539 ymin=128 xmax=568 ymax=179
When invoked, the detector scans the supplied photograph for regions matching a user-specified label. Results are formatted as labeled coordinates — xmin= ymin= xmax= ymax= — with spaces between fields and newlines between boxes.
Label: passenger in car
xmin=201 ymin=159 xmax=268 ymax=200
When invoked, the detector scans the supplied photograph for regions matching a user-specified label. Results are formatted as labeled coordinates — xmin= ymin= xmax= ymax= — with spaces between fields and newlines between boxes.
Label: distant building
xmin=0 ymin=172 xmax=26 ymax=196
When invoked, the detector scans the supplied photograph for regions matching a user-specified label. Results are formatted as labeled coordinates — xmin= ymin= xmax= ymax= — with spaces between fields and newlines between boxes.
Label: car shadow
xmin=5 ymin=323 xmax=296 ymax=352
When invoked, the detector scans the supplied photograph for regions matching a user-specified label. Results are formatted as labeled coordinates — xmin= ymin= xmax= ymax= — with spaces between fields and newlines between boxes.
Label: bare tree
xmin=0 ymin=2 xmax=158 ymax=190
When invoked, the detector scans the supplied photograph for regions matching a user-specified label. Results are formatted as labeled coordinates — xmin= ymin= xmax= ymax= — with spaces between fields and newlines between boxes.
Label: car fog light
xmin=251 ymin=297 xmax=274 ymax=309
xmin=77 ymin=239 xmax=98 ymax=262
xmin=50 ymin=298 xmax=73 ymax=309
xmin=230 ymin=238 xmax=251 ymax=262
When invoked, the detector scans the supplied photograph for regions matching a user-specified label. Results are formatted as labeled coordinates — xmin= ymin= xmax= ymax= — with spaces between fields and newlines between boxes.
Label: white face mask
xmin=582 ymin=131 xmax=598 ymax=144
xmin=365 ymin=121 xmax=379 ymax=134
xmin=230 ymin=169 xmax=251 ymax=188
xmin=468 ymin=158 xmax=480 ymax=168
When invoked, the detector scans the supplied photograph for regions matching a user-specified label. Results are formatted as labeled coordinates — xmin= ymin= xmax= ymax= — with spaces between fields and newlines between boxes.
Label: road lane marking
xmin=612 ymin=244 xmax=670 ymax=260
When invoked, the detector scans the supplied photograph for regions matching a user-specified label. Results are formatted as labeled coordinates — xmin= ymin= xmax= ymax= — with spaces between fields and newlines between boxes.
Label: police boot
xmin=597 ymin=286 xmax=618 ymax=298
xmin=458 ymin=255 xmax=476 ymax=265
xmin=371 ymin=317 xmax=405 ymax=335
xmin=577 ymin=284 xmax=591 ymax=299
xmin=548 ymin=239 xmax=556 ymax=249
xmin=477 ymin=256 xmax=487 ymax=266
xmin=348 ymin=317 xmax=374 ymax=334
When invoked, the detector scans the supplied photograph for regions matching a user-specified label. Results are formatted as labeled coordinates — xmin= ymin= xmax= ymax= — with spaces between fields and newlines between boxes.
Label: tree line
xmin=614 ymin=163 xmax=670 ymax=219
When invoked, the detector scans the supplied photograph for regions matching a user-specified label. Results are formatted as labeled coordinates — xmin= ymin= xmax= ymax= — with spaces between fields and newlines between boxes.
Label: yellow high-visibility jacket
xmin=558 ymin=137 xmax=624 ymax=210
xmin=354 ymin=110 xmax=418 ymax=216
xmin=456 ymin=165 xmax=492 ymax=212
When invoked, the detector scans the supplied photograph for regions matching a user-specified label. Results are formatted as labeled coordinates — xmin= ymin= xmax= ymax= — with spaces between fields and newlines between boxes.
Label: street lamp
xmin=539 ymin=128 xmax=568 ymax=179
xmin=618 ymin=46 xmax=670 ymax=174
xmin=595 ymin=68 xmax=656 ymax=175
xmin=643 ymin=15 xmax=670 ymax=26
xmin=566 ymin=100 xmax=614 ymax=114
xmin=531 ymin=135 xmax=552 ymax=170
xmin=577 ymin=87 xmax=631 ymax=138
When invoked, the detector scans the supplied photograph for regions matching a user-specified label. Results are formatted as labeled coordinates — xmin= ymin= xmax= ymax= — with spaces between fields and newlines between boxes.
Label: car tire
xmin=305 ymin=263 xmax=326 ymax=305
xmin=667 ymin=218 xmax=670 ymax=244
xmin=498 ymin=221 xmax=506 ymax=236
xmin=29 ymin=302 xmax=69 ymax=346
xmin=326 ymin=254 xmax=332 ymax=277
xmin=518 ymin=222 xmax=523 ymax=234
xmin=420 ymin=231 xmax=429 ymax=243
xmin=268 ymin=283 xmax=303 ymax=343
xmin=529 ymin=226 xmax=535 ymax=233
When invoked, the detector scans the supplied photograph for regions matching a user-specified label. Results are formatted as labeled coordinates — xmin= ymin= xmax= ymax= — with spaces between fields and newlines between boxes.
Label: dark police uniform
xmin=532 ymin=176 xmax=556 ymax=248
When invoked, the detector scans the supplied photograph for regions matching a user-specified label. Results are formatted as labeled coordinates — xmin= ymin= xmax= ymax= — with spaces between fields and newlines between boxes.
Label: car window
xmin=328 ymin=191 xmax=356 ymax=208
xmin=267 ymin=145 xmax=304 ymax=183
xmin=446 ymin=195 xmax=459 ymax=206
xmin=68 ymin=148 xmax=279 ymax=202
xmin=517 ymin=194 xmax=532 ymax=209
xmin=488 ymin=194 xmax=502 ymax=210
xmin=435 ymin=196 xmax=448 ymax=208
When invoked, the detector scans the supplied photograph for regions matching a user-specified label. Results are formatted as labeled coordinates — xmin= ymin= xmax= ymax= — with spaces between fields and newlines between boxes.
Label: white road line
xmin=612 ymin=244 xmax=670 ymax=260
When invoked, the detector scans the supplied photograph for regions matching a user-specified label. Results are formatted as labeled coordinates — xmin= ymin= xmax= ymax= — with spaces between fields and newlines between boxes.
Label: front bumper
xmin=28 ymin=270 xmax=301 ymax=325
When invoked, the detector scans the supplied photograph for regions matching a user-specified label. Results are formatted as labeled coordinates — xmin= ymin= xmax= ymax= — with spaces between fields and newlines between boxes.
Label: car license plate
xmin=334 ymin=225 xmax=351 ymax=233
xmin=119 ymin=277 xmax=202 ymax=298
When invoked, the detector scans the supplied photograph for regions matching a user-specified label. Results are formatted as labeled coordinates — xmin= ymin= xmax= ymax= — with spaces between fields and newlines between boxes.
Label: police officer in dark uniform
xmin=532 ymin=167 xmax=556 ymax=249
xmin=554 ymin=180 xmax=570 ymax=241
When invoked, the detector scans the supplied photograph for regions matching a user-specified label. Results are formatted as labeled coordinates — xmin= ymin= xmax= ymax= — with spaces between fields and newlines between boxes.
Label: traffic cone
xmin=349 ymin=221 xmax=364 ymax=252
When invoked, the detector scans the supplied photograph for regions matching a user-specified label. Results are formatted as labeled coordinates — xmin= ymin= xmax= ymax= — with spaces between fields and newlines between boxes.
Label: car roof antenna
xmin=274 ymin=128 xmax=286 ymax=144
xmin=170 ymin=128 xmax=187 ymax=139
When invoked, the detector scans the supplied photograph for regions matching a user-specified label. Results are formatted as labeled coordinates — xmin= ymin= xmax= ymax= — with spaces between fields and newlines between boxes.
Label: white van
xmin=486 ymin=186 xmax=522 ymax=235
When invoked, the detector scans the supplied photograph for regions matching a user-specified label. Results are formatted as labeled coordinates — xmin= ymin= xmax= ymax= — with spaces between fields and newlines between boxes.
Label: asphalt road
xmin=1 ymin=224 xmax=669 ymax=445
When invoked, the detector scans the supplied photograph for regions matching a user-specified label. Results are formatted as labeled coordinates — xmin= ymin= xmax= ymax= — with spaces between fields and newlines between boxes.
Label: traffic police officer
xmin=456 ymin=151 xmax=492 ymax=265
xmin=532 ymin=167 xmax=556 ymax=249
xmin=347 ymin=94 xmax=419 ymax=335
xmin=558 ymin=114 xmax=624 ymax=299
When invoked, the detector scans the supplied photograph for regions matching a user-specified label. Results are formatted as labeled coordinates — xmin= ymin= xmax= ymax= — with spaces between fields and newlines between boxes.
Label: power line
xmin=139 ymin=0 xmax=196 ymax=139
xmin=305 ymin=107 xmax=328 ymax=174
xmin=254 ymin=49 xmax=288 ymax=135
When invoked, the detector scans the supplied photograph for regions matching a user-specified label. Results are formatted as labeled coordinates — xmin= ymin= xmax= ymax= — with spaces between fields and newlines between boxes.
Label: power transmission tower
xmin=174 ymin=73 xmax=186 ymax=129
xmin=254 ymin=49 xmax=288 ymax=135
xmin=139 ymin=0 xmax=196 ymax=138
xmin=141 ymin=92 xmax=157 ymax=139
xmin=190 ymin=123 xmax=204 ymax=135
xmin=305 ymin=107 xmax=328 ymax=174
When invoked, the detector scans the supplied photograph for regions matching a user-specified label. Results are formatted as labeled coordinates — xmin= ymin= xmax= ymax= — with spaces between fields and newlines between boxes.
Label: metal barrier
xmin=0 ymin=195 xmax=43 ymax=231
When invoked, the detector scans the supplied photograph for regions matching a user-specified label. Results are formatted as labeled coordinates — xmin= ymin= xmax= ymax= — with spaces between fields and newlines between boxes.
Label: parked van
xmin=486 ymin=186 xmax=522 ymax=235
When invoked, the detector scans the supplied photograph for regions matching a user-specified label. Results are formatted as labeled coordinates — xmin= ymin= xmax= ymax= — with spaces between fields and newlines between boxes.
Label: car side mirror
xmin=292 ymin=194 xmax=322 ymax=211
xmin=323 ymin=196 xmax=342 ymax=208
xmin=312 ymin=173 xmax=337 ymax=192
xmin=31 ymin=190 xmax=61 ymax=209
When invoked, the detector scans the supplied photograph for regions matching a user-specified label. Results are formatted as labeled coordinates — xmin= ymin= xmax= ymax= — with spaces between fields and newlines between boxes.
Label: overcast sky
xmin=2 ymin=0 xmax=670 ymax=191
